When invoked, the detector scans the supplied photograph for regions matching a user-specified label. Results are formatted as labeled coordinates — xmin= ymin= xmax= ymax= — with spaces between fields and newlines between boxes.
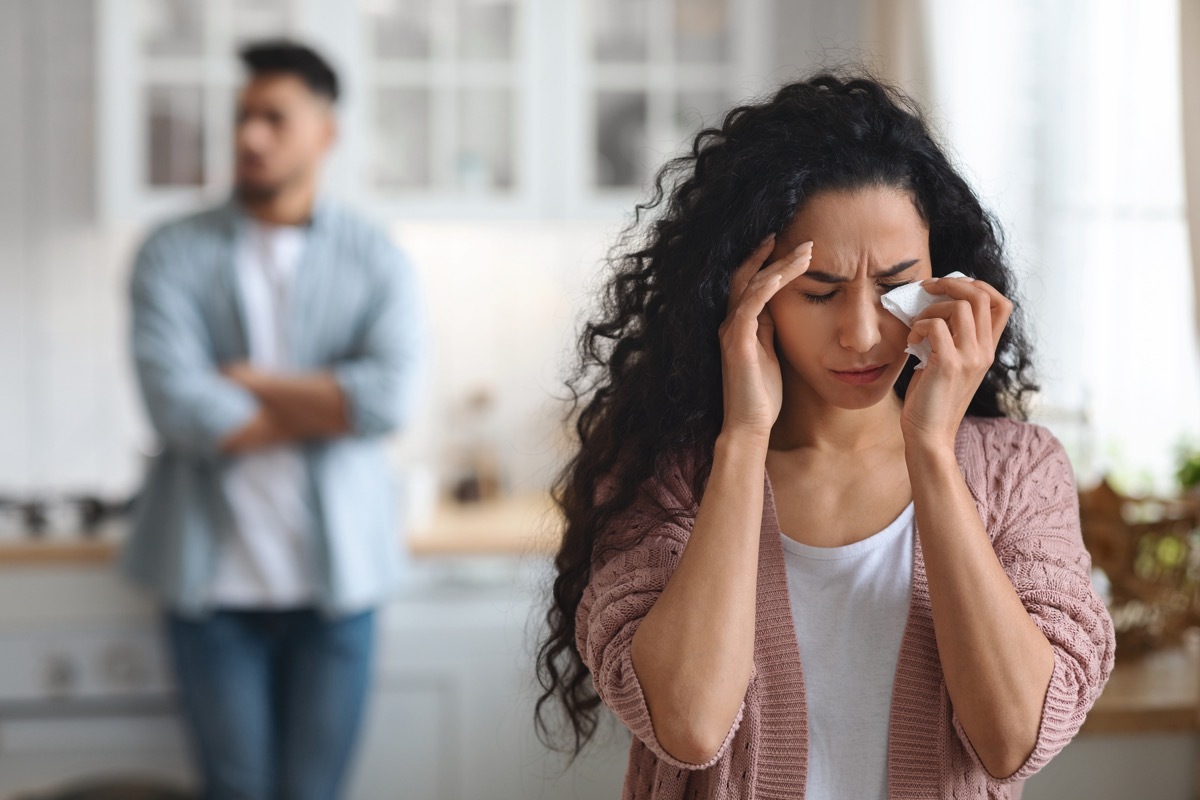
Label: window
xmin=928 ymin=0 xmax=1197 ymax=491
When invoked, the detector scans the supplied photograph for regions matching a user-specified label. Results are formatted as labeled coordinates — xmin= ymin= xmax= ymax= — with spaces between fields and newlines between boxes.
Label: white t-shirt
xmin=779 ymin=501 xmax=915 ymax=800
xmin=209 ymin=219 xmax=315 ymax=607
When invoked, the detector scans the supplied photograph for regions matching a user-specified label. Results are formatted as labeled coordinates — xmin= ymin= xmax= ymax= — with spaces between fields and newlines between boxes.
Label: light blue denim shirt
xmin=121 ymin=198 xmax=426 ymax=616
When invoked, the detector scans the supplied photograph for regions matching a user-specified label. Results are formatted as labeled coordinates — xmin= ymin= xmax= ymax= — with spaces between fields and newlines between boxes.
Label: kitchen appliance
xmin=0 ymin=495 xmax=132 ymax=540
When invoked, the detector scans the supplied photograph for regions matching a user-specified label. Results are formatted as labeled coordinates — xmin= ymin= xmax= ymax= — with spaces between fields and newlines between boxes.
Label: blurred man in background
xmin=123 ymin=40 xmax=424 ymax=799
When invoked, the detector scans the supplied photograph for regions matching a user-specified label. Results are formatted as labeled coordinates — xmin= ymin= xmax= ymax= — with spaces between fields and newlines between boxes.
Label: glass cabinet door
xmin=229 ymin=0 xmax=293 ymax=48
xmin=592 ymin=0 xmax=649 ymax=62
xmin=674 ymin=0 xmax=728 ymax=63
xmin=362 ymin=0 xmax=523 ymax=205
xmin=144 ymin=84 xmax=206 ymax=187
xmin=585 ymin=0 xmax=737 ymax=198
xmin=140 ymin=0 xmax=205 ymax=57
xmin=594 ymin=90 xmax=647 ymax=188
xmin=101 ymin=0 xmax=761 ymax=220
xmin=372 ymin=86 xmax=433 ymax=190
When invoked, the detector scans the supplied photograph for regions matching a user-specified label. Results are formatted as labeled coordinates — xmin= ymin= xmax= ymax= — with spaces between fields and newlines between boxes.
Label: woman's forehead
xmin=776 ymin=187 xmax=929 ymax=268
xmin=786 ymin=187 xmax=926 ymax=239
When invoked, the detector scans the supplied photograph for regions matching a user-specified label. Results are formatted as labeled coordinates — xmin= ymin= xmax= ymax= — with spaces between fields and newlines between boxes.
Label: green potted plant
xmin=1175 ymin=439 xmax=1200 ymax=496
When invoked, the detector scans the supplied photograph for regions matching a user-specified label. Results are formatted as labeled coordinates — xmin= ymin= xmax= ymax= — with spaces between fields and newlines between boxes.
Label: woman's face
xmin=766 ymin=185 xmax=934 ymax=411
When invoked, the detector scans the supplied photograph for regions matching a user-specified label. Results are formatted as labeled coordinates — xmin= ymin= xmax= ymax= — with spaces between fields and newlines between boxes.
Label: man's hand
xmin=217 ymin=362 xmax=352 ymax=453
xmin=220 ymin=360 xmax=266 ymax=393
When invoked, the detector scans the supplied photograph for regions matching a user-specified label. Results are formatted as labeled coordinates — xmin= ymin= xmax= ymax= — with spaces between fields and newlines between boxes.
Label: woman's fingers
xmin=721 ymin=239 xmax=811 ymax=365
xmin=756 ymin=304 xmax=777 ymax=351
xmin=728 ymin=234 xmax=778 ymax=314
xmin=921 ymin=276 xmax=1013 ymax=347
xmin=734 ymin=242 xmax=811 ymax=321
xmin=912 ymin=298 xmax=978 ymax=352
xmin=910 ymin=317 xmax=956 ymax=364
xmin=720 ymin=245 xmax=810 ymax=364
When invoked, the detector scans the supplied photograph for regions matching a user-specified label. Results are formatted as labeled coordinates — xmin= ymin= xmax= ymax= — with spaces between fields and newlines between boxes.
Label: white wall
xmin=0 ymin=0 xmax=151 ymax=497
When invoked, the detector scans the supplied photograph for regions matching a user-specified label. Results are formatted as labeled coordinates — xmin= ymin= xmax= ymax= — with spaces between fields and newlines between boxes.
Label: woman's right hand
xmin=718 ymin=235 xmax=813 ymax=441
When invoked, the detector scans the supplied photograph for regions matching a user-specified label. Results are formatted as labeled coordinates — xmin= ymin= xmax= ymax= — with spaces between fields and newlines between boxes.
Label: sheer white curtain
xmin=861 ymin=0 xmax=935 ymax=109
xmin=1184 ymin=0 xmax=1200 ymax=348
xmin=908 ymin=0 xmax=1199 ymax=492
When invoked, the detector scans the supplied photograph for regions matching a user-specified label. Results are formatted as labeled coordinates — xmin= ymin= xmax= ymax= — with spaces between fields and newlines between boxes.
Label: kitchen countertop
xmin=1081 ymin=638 xmax=1200 ymax=735
xmin=1 ymin=502 xmax=1196 ymax=737
xmin=0 ymin=493 xmax=562 ymax=565
xmin=407 ymin=493 xmax=561 ymax=557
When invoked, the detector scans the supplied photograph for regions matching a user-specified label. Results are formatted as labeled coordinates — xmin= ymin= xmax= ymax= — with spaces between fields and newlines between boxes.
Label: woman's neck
xmin=769 ymin=389 xmax=904 ymax=455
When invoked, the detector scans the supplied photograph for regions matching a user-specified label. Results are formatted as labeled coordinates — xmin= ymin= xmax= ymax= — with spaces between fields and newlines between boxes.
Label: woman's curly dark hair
xmin=534 ymin=71 xmax=1039 ymax=756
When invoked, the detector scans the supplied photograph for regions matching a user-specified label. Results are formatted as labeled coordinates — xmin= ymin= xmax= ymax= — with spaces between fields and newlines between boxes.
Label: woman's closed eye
xmin=803 ymin=281 xmax=913 ymax=305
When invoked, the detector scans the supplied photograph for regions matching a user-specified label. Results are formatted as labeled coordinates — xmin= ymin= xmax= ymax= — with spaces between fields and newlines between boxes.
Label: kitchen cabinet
xmin=96 ymin=0 xmax=770 ymax=222
xmin=0 ymin=556 xmax=626 ymax=800
xmin=2 ymin=510 xmax=1198 ymax=797
xmin=351 ymin=558 xmax=627 ymax=799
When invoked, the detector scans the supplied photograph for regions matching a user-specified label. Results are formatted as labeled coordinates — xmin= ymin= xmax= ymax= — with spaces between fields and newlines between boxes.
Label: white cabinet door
xmin=347 ymin=564 xmax=628 ymax=800
xmin=0 ymin=715 xmax=194 ymax=796
xmin=348 ymin=677 xmax=461 ymax=800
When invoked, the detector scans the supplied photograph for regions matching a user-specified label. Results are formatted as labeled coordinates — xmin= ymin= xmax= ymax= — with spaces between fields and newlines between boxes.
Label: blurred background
xmin=0 ymin=0 xmax=1197 ymax=798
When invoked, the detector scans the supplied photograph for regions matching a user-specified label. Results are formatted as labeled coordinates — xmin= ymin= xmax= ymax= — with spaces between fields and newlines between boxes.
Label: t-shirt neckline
xmin=778 ymin=500 xmax=914 ymax=561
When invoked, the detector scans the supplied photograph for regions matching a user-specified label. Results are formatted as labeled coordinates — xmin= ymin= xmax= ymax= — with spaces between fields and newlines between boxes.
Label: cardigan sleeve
xmin=952 ymin=422 xmax=1116 ymax=783
xmin=574 ymin=463 xmax=749 ymax=771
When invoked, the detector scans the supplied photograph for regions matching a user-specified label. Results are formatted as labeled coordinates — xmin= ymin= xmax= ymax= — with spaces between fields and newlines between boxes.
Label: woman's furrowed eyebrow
xmin=802 ymin=258 xmax=921 ymax=284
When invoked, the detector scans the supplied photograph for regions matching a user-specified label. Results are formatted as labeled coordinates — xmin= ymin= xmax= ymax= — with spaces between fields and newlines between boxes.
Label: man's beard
xmin=235 ymin=163 xmax=307 ymax=205
xmin=235 ymin=178 xmax=284 ymax=205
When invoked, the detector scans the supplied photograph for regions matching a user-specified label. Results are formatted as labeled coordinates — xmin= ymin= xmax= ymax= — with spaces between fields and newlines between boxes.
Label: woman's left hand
xmin=900 ymin=276 xmax=1014 ymax=451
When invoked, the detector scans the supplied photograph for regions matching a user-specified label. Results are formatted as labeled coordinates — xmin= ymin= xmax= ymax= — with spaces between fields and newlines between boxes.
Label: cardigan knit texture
xmin=576 ymin=416 xmax=1116 ymax=799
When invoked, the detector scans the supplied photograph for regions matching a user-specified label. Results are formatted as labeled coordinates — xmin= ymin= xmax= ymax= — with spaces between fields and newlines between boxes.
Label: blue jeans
xmin=165 ymin=608 xmax=375 ymax=800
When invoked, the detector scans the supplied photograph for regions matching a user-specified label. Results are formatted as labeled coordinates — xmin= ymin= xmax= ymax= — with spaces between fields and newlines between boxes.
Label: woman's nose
xmin=837 ymin=290 xmax=884 ymax=353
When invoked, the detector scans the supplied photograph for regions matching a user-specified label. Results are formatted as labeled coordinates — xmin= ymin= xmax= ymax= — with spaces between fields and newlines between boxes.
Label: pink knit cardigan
xmin=576 ymin=416 xmax=1116 ymax=799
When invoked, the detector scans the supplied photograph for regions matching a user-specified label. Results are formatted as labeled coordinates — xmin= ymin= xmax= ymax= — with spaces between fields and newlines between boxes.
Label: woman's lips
xmin=831 ymin=364 xmax=888 ymax=385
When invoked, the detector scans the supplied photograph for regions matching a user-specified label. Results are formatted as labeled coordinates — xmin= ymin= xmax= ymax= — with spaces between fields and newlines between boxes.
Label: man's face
xmin=234 ymin=73 xmax=334 ymax=201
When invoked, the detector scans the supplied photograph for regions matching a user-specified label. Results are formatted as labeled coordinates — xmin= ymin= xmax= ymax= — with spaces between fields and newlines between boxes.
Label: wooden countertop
xmin=0 ymin=515 xmax=128 ymax=565
xmin=0 ymin=493 xmax=562 ymax=565
xmin=1081 ymin=640 xmax=1200 ymax=734
xmin=406 ymin=493 xmax=561 ymax=557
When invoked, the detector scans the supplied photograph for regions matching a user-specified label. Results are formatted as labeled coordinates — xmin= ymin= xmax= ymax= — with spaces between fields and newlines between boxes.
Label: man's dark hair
xmin=238 ymin=39 xmax=339 ymax=104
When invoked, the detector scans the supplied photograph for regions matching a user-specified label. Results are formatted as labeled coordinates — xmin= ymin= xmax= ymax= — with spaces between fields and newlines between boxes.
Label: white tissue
xmin=881 ymin=271 xmax=972 ymax=369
